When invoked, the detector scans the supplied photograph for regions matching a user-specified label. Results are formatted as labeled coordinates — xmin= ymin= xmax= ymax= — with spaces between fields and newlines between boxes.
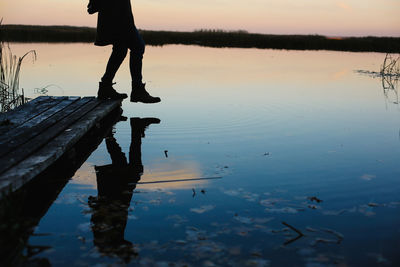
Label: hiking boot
xmin=130 ymin=117 xmax=161 ymax=137
xmin=130 ymin=83 xmax=161 ymax=103
xmin=97 ymin=81 xmax=128 ymax=100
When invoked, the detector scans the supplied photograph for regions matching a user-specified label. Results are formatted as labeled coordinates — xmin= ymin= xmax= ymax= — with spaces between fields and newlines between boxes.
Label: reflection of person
xmin=89 ymin=0 xmax=160 ymax=103
xmin=88 ymin=117 xmax=160 ymax=262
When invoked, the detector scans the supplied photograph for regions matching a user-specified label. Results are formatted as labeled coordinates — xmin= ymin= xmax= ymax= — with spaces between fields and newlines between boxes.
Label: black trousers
xmin=101 ymin=27 xmax=145 ymax=86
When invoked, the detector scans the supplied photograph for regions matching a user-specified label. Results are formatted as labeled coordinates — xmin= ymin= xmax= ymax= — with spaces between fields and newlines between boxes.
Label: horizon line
xmin=2 ymin=23 xmax=400 ymax=39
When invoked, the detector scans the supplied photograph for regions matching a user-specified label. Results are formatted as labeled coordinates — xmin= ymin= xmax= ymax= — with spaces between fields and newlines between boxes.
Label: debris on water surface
xmin=234 ymin=216 xmax=253 ymax=224
xmin=361 ymin=174 xmax=376 ymax=181
xmin=149 ymin=199 xmax=161 ymax=205
xmin=307 ymin=196 xmax=323 ymax=203
xmin=306 ymin=227 xmax=318 ymax=233
xmin=77 ymin=236 xmax=86 ymax=243
xmin=322 ymin=228 xmax=344 ymax=243
xmin=190 ymin=205 xmax=215 ymax=214
xmin=265 ymin=207 xmax=298 ymax=214
xmin=223 ymin=189 xmax=241 ymax=196
xmin=282 ymin=222 xmax=304 ymax=237
xmin=281 ymin=221 xmax=304 ymax=245
xmin=311 ymin=238 xmax=340 ymax=246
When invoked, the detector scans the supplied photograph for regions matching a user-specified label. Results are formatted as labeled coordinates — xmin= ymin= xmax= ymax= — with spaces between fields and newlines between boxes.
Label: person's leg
xmin=128 ymin=28 xmax=145 ymax=86
xmin=98 ymin=43 xmax=128 ymax=100
xmin=102 ymin=43 xmax=128 ymax=83
xmin=129 ymin=28 xmax=161 ymax=103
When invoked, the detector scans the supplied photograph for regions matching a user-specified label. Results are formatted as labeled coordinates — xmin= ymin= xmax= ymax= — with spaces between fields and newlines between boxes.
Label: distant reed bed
xmin=1 ymin=25 xmax=400 ymax=53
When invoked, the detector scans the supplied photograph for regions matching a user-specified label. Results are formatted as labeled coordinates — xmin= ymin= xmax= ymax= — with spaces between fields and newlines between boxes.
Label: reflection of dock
xmin=0 ymin=96 xmax=121 ymax=196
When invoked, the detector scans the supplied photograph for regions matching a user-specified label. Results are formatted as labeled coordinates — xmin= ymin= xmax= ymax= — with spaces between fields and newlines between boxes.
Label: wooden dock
xmin=0 ymin=96 xmax=122 ymax=196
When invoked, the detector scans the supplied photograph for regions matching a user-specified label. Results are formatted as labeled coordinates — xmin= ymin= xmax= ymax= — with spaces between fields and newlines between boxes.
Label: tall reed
xmin=380 ymin=53 xmax=400 ymax=77
xmin=0 ymin=42 xmax=36 ymax=113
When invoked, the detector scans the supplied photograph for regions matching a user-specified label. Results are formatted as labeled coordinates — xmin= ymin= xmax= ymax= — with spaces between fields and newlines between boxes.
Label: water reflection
xmin=381 ymin=75 xmax=399 ymax=107
xmin=0 ymin=107 xmax=122 ymax=266
xmin=88 ymin=117 xmax=160 ymax=262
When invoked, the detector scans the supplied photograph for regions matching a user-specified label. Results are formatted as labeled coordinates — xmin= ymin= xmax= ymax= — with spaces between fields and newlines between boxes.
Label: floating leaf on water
xmin=307 ymin=196 xmax=323 ymax=203
xmin=358 ymin=205 xmax=376 ymax=217
xmin=77 ymin=222 xmax=91 ymax=232
xmin=361 ymin=174 xmax=376 ymax=181
xmin=128 ymin=215 xmax=138 ymax=220
xmin=265 ymin=207 xmax=298 ymax=214
xmin=222 ymin=189 xmax=240 ymax=196
xmin=149 ymin=199 xmax=161 ymax=205
xmin=310 ymin=238 xmax=340 ymax=246
xmin=253 ymin=217 xmax=274 ymax=224
xmin=244 ymin=193 xmax=259 ymax=202
xmin=175 ymin=240 xmax=187 ymax=245
xmin=190 ymin=205 xmax=215 ymax=214
xmin=238 ymin=231 xmax=248 ymax=236
xmin=322 ymin=228 xmax=344 ymax=241
xmin=322 ymin=209 xmax=347 ymax=215
xmin=234 ymin=216 xmax=253 ymax=224
xmin=251 ymin=249 xmax=263 ymax=257
xmin=306 ymin=227 xmax=319 ymax=233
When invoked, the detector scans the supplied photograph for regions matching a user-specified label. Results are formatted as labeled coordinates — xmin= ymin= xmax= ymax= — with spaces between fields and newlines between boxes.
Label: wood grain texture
xmin=0 ymin=96 xmax=121 ymax=196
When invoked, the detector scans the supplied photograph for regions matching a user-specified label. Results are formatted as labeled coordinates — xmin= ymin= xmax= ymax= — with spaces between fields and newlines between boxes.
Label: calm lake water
xmin=5 ymin=43 xmax=400 ymax=266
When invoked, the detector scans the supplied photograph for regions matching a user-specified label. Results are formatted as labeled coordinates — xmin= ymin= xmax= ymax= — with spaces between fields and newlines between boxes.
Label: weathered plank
xmin=0 ymin=97 xmax=100 ymax=174
xmin=0 ymin=97 xmax=80 ymax=146
xmin=0 ymin=96 xmax=67 ymax=134
xmin=0 ymin=97 xmax=93 ymax=158
xmin=0 ymin=99 xmax=121 ymax=195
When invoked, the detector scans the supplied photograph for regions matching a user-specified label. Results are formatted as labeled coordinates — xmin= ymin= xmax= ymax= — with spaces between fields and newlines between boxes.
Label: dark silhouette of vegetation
xmin=0 ymin=22 xmax=36 ymax=113
xmin=1 ymin=25 xmax=399 ymax=53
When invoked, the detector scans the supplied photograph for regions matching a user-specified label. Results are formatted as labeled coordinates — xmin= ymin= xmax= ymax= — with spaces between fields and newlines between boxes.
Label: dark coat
xmin=95 ymin=0 xmax=136 ymax=46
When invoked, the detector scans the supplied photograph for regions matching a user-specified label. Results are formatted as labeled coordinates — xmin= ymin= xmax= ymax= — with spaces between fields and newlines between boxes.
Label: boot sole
xmin=130 ymin=98 xmax=161 ymax=104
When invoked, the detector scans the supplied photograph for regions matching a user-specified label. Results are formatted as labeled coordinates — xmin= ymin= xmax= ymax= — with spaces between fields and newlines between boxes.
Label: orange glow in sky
xmin=1 ymin=0 xmax=399 ymax=36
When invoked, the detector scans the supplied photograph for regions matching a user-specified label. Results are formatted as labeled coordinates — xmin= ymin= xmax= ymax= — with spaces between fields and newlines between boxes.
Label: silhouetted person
xmin=88 ymin=117 xmax=160 ymax=263
xmin=88 ymin=0 xmax=161 ymax=103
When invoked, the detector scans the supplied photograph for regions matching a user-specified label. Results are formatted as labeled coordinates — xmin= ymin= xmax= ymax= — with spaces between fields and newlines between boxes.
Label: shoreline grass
xmin=1 ymin=24 xmax=400 ymax=53
xmin=0 ymin=23 xmax=37 ymax=113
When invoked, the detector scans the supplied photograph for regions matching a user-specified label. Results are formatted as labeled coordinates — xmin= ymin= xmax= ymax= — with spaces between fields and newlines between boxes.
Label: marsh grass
xmin=356 ymin=53 xmax=400 ymax=107
xmin=380 ymin=53 xmax=400 ymax=77
xmin=380 ymin=54 xmax=399 ymax=106
xmin=0 ymin=42 xmax=36 ymax=113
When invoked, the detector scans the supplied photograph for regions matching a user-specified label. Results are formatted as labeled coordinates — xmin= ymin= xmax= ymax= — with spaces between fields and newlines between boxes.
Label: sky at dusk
xmin=1 ymin=0 xmax=399 ymax=37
